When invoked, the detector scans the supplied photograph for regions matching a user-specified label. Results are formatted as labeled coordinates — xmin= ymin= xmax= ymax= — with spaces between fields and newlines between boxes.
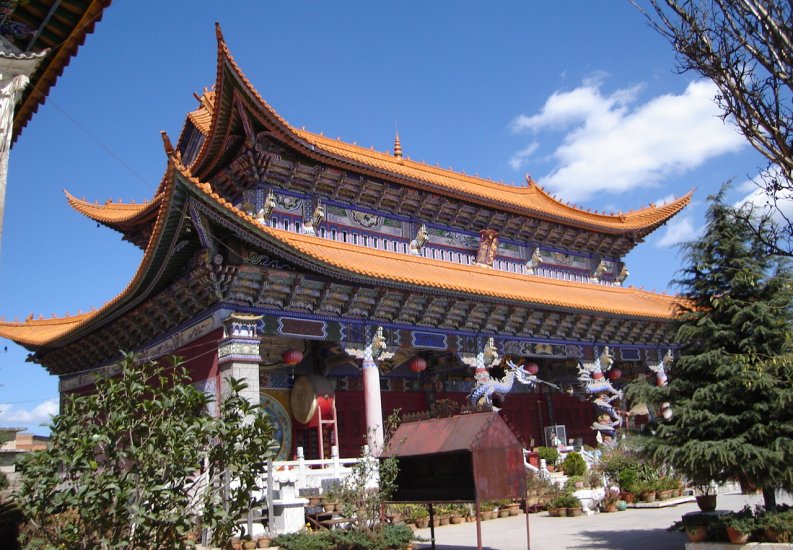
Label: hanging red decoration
xmin=408 ymin=357 xmax=427 ymax=373
xmin=526 ymin=362 xmax=539 ymax=375
xmin=282 ymin=349 xmax=304 ymax=366
xmin=608 ymin=368 xmax=622 ymax=381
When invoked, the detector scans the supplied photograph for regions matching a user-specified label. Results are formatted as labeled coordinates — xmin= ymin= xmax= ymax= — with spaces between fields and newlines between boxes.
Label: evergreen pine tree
xmin=641 ymin=186 xmax=793 ymax=510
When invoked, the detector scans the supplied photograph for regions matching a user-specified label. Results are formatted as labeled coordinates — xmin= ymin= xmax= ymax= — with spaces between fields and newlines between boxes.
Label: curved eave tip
xmin=161 ymin=130 xmax=174 ymax=156
xmin=215 ymin=22 xmax=225 ymax=42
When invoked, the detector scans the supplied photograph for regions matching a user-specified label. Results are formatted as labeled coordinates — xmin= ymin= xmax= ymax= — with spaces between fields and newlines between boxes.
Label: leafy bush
xmin=16 ymin=353 xmax=275 ymax=549
xmin=562 ymin=452 xmax=587 ymax=476
xmin=537 ymin=446 xmax=560 ymax=465
xmin=616 ymin=468 xmax=639 ymax=493
xmin=762 ymin=509 xmax=793 ymax=542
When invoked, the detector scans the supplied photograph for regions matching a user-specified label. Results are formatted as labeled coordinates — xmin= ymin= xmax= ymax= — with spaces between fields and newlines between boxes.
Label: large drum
xmin=290 ymin=374 xmax=335 ymax=425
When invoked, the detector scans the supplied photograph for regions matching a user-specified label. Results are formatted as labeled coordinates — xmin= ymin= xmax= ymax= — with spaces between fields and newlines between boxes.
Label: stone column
xmin=363 ymin=350 xmax=384 ymax=455
xmin=0 ymin=46 xmax=46 ymax=255
xmin=217 ymin=313 xmax=263 ymax=408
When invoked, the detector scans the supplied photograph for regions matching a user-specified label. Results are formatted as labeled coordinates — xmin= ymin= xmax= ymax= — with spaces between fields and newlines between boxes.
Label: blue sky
xmin=0 ymin=2 xmax=765 ymax=434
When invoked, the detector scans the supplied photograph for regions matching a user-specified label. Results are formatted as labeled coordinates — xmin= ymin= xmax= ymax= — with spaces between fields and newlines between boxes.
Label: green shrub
xmin=562 ymin=452 xmax=587 ymax=476
xmin=272 ymin=524 xmax=414 ymax=550
xmin=548 ymin=494 xmax=580 ymax=509
xmin=617 ymin=468 xmax=639 ymax=493
xmin=537 ymin=446 xmax=560 ymax=465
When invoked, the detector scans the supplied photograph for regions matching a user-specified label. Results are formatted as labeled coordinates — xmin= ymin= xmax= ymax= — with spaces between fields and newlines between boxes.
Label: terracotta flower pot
xmin=439 ymin=515 xmax=450 ymax=526
xmin=620 ymin=491 xmax=635 ymax=504
xmin=416 ymin=517 xmax=429 ymax=528
xmin=566 ymin=507 xmax=582 ymax=517
xmin=450 ymin=514 xmax=464 ymax=524
xmin=765 ymin=527 xmax=780 ymax=542
xmin=498 ymin=509 xmax=510 ymax=518
xmin=640 ymin=491 xmax=656 ymax=503
xmin=256 ymin=537 xmax=272 ymax=549
xmin=686 ymin=525 xmax=708 ymax=543
xmin=726 ymin=527 xmax=750 ymax=545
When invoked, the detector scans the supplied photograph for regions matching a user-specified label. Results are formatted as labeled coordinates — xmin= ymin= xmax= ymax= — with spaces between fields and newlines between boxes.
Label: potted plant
xmin=561 ymin=494 xmax=582 ymax=517
xmin=678 ymin=512 xmax=719 ymax=543
xmin=562 ymin=452 xmax=587 ymax=477
xmin=721 ymin=508 xmax=757 ymax=545
xmin=600 ymin=487 xmax=620 ymax=513
xmin=537 ymin=446 xmax=560 ymax=470
xmin=414 ymin=505 xmax=430 ymax=529
xmin=638 ymin=481 xmax=657 ymax=503
xmin=761 ymin=509 xmax=793 ymax=543
xmin=692 ymin=482 xmax=717 ymax=512
xmin=546 ymin=495 xmax=568 ymax=517
xmin=256 ymin=529 xmax=273 ymax=548
xmin=616 ymin=468 xmax=639 ymax=503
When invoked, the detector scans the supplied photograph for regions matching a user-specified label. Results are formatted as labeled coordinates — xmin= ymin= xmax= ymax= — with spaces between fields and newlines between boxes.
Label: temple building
xmin=0 ymin=27 xmax=689 ymax=460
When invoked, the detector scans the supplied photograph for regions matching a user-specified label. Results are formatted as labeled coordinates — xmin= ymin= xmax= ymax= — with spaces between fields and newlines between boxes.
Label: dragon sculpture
xmin=649 ymin=349 xmax=674 ymax=420
xmin=468 ymin=358 xmax=537 ymax=411
xmin=579 ymin=347 xmax=624 ymax=440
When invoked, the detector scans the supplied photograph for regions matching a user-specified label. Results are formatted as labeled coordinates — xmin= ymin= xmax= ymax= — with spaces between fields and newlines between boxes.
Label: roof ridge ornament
xmin=393 ymin=131 xmax=402 ymax=159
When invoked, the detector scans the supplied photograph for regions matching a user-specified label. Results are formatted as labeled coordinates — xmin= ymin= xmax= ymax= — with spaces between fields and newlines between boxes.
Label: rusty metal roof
xmin=382 ymin=412 xmax=521 ymax=457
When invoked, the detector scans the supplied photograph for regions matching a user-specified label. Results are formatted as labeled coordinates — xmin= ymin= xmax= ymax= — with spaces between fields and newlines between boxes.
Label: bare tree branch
xmin=634 ymin=0 xmax=793 ymax=254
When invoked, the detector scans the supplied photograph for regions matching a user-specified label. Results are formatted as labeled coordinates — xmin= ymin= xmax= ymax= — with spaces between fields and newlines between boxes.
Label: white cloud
xmin=656 ymin=216 xmax=699 ymax=248
xmin=0 ymin=399 xmax=58 ymax=426
xmin=508 ymin=142 xmax=539 ymax=170
xmin=734 ymin=168 xmax=793 ymax=222
xmin=655 ymin=194 xmax=677 ymax=207
xmin=510 ymin=79 xmax=745 ymax=202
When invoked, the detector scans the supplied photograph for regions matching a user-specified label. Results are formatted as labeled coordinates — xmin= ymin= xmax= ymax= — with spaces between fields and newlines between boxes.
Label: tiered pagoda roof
xmin=0 ymin=26 xmax=689 ymax=374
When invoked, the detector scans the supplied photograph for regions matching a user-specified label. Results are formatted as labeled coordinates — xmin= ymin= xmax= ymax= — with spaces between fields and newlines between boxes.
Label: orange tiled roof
xmin=0 ymin=159 xmax=681 ymax=349
xmin=0 ymin=158 xmax=182 ymax=347
xmin=10 ymin=0 xmax=112 ymax=143
xmin=294 ymin=129 xmax=693 ymax=233
xmin=183 ymin=27 xmax=692 ymax=235
xmin=65 ymin=190 xmax=162 ymax=225
xmin=198 ymin=165 xmax=681 ymax=320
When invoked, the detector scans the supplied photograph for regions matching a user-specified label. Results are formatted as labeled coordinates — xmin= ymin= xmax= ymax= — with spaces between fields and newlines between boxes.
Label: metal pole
xmin=525 ymin=503 xmax=531 ymax=550
xmin=428 ymin=502 xmax=436 ymax=550
xmin=475 ymin=499 xmax=483 ymax=550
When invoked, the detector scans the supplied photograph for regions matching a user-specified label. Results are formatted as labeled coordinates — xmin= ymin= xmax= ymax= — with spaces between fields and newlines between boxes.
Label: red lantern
xmin=608 ymin=368 xmax=622 ymax=381
xmin=526 ymin=362 xmax=539 ymax=375
xmin=282 ymin=349 xmax=304 ymax=366
xmin=408 ymin=357 xmax=427 ymax=373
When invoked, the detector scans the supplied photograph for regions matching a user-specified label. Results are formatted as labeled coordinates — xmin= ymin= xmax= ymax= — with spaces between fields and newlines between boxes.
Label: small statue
xmin=409 ymin=225 xmax=428 ymax=255
xmin=615 ymin=265 xmax=629 ymax=285
xmin=303 ymin=203 xmax=325 ymax=235
xmin=526 ymin=247 xmax=543 ymax=274
xmin=254 ymin=190 xmax=277 ymax=224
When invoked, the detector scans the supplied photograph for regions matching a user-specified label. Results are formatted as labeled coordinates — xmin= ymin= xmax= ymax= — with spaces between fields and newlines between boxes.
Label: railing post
xmin=331 ymin=445 xmax=340 ymax=477
xmin=296 ymin=446 xmax=306 ymax=489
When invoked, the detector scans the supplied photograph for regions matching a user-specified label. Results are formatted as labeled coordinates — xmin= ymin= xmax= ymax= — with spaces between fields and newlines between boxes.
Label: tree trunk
xmin=763 ymin=486 xmax=777 ymax=512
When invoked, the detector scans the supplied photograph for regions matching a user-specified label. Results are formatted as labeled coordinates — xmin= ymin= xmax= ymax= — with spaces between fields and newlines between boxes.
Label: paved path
xmin=413 ymin=492 xmax=792 ymax=550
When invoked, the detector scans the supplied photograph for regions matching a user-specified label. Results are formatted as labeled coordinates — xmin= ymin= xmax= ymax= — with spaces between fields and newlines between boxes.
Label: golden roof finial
xmin=393 ymin=130 xmax=402 ymax=159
